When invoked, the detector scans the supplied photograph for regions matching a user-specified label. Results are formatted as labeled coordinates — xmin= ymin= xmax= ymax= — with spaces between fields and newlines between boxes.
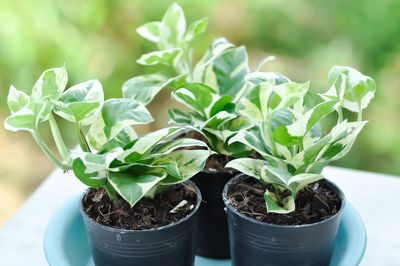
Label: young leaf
xmin=137 ymin=48 xmax=182 ymax=66
xmin=7 ymin=85 xmax=30 ymax=114
xmin=160 ymin=3 xmax=186 ymax=48
xmin=136 ymin=21 xmax=164 ymax=43
xmin=183 ymin=18 xmax=208 ymax=44
xmin=31 ymin=66 xmax=68 ymax=102
xmin=52 ymin=80 xmax=104 ymax=125
xmin=88 ymin=98 xmax=153 ymax=150
xmin=326 ymin=65 xmax=376 ymax=112
xmin=4 ymin=102 xmax=46 ymax=133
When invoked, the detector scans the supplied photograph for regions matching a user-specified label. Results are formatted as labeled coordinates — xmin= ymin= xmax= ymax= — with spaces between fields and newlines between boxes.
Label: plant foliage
xmin=4 ymin=66 xmax=213 ymax=206
xmin=124 ymin=3 xmax=274 ymax=157
xmin=226 ymin=66 xmax=376 ymax=213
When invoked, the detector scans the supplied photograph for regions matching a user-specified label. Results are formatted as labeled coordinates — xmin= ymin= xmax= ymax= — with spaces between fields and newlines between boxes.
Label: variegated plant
xmin=123 ymin=3 xmax=273 ymax=157
xmin=226 ymin=66 xmax=376 ymax=214
xmin=4 ymin=66 xmax=213 ymax=207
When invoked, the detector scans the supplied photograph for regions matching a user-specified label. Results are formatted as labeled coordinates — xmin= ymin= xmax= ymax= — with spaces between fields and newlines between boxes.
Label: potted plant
xmin=4 ymin=66 xmax=214 ymax=266
xmin=223 ymin=66 xmax=376 ymax=265
xmin=123 ymin=3 xmax=273 ymax=258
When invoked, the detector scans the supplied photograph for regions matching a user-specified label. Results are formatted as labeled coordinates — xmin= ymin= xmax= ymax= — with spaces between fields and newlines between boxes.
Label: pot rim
xmin=79 ymin=179 xmax=202 ymax=233
xmin=222 ymin=173 xmax=346 ymax=228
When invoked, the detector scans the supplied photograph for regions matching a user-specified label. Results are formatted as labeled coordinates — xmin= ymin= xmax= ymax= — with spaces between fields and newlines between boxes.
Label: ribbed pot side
xmin=223 ymin=175 xmax=346 ymax=266
xmin=80 ymin=180 xmax=202 ymax=266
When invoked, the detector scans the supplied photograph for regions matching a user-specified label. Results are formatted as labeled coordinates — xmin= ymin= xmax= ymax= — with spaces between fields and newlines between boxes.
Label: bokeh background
xmin=1 ymin=0 xmax=399 ymax=224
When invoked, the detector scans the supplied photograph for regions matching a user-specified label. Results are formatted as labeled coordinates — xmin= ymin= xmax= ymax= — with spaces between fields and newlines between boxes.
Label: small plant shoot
xmin=124 ymin=3 xmax=274 ymax=157
xmin=4 ymin=66 xmax=213 ymax=207
xmin=226 ymin=66 xmax=376 ymax=214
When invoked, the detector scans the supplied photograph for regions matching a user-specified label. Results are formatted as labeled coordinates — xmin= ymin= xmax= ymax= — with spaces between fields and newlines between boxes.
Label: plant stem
xmin=49 ymin=114 xmax=72 ymax=163
xmin=32 ymin=131 xmax=72 ymax=170
xmin=263 ymin=116 xmax=278 ymax=156
xmin=337 ymin=107 xmax=343 ymax=123
xmin=357 ymin=108 xmax=362 ymax=122
xmin=76 ymin=122 xmax=89 ymax=152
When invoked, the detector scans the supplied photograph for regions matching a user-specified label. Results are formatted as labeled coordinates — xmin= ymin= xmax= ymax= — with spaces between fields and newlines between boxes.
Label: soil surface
xmin=82 ymin=184 xmax=198 ymax=230
xmin=226 ymin=176 xmax=341 ymax=225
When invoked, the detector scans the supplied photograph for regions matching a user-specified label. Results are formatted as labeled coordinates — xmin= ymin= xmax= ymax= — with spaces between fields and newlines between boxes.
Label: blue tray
xmin=44 ymin=192 xmax=366 ymax=266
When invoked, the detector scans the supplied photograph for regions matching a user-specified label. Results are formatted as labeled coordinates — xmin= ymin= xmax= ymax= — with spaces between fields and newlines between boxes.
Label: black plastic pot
xmin=191 ymin=170 xmax=233 ymax=259
xmin=79 ymin=180 xmax=201 ymax=266
xmin=223 ymin=174 xmax=346 ymax=266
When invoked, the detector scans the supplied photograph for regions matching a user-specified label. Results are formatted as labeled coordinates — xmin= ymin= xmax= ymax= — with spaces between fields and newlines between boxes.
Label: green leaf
xmin=4 ymin=102 xmax=46 ymax=133
xmin=136 ymin=21 xmax=164 ymax=43
xmin=31 ymin=66 xmax=68 ymax=121
xmin=228 ymin=128 xmax=270 ymax=157
xmin=31 ymin=66 xmax=68 ymax=102
xmin=210 ymin=46 xmax=249 ymax=98
xmin=122 ymin=73 xmax=181 ymax=105
xmin=107 ymin=168 xmax=167 ymax=207
xmin=273 ymin=101 xmax=338 ymax=146
xmin=154 ymin=149 xmax=213 ymax=184
xmin=151 ymin=138 xmax=208 ymax=155
xmin=52 ymin=80 xmax=103 ymax=125
xmin=72 ymin=147 xmax=124 ymax=187
xmin=193 ymin=38 xmax=234 ymax=82
xmin=236 ymin=82 xmax=274 ymax=122
xmin=172 ymin=83 xmax=218 ymax=118
xmin=288 ymin=173 xmax=323 ymax=194
xmin=326 ymin=65 xmax=376 ymax=112
xmin=118 ymin=127 xmax=183 ymax=162
xmin=137 ymin=48 xmax=182 ymax=66
xmin=88 ymin=98 xmax=153 ymax=150
xmin=168 ymin=108 xmax=193 ymax=125
xmin=244 ymin=72 xmax=291 ymax=87
xmin=264 ymin=191 xmax=295 ymax=214
xmin=183 ymin=18 xmax=208 ymax=44
xmin=7 ymin=85 xmax=29 ymax=114
xmin=226 ymin=158 xmax=279 ymax=184
xmin=160 ymin=3 xmax=186 ymax=48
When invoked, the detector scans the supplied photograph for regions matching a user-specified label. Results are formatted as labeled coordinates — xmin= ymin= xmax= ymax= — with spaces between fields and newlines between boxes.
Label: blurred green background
xmin=1 ymin=0 xmax=399 ymax=224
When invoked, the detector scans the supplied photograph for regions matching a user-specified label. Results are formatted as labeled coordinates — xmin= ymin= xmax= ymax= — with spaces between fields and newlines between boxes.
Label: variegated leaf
xmin=52 ymin=80 xmax=103 ymax=125
xmin=118 ymin=127 xmax=183 ymax=162
xmin=273 ymin=101 xmax=339 ymax=146
xmin=88 ymin=98 xmax=153 ymax=150
xmin=154 ymin=149 xmax=213 ymax=184
xmin=4 ymin=102 xmax=46 ymax=133
xmin=107 ymin=168 xmax=167 ymax=207
xmin=182 ymin=18 xmax=208 ymax=44
xmin=151 ymin=138 xmax=208 ymax=155
xmin=137 ymin=48 xmax=182 ymax=66
xmin=72 ymin=147 xmax=124 ymax=187
xmin=122 ymin=73 xmax=182 ymax=105
xmin=7 ymin=85 xmax=30 ymax=114
xmin=264 ymin=191 xmax=295 ymax=214
xmin=160 ymin=3 xmax=186 ymax=48
xmin=209 ymin=46 xmax=249 ymax=98
xmin=136 ymin=21 xmax=164 ymax=43
xmin=325 ymin=65 xmax=376 ymax=112
xmin=193 ymin=38 xmax=234 ymax=82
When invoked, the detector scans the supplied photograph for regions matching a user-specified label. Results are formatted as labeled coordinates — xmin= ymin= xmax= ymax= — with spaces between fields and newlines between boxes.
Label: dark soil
xmin=226 ymin=176 xmax=342 ymax=225
xmin=82 ymin=184 xmax=198 ymax=230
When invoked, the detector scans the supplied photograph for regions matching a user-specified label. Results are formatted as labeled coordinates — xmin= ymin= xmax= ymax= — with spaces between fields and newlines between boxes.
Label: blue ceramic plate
xmin=44 ymin=193 xmax=366 ymax=266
